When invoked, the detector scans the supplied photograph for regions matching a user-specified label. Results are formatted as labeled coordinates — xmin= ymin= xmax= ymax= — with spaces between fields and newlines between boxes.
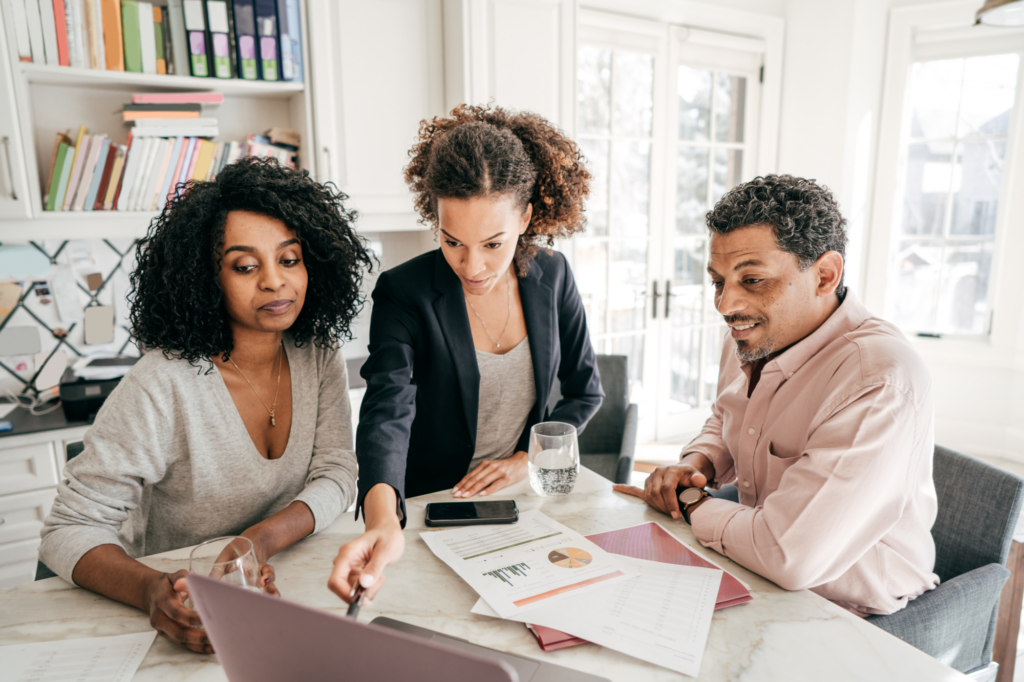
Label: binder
xmin=138 ymin=0 xmax=156 ymax=73
xmin=46 ymin=142 xmax=70 ymax=211
xmin=166 ymin=0 xmax=189 ymax=76
xmin=99 ymin=0 xmax=123 ymax=69
xmin=25 ymin=0 xmax=47 ymax=64
xmin=120 ymin=0 xmax=141 ymax=72
xmin=204 ymin=0 xmax=231 ymax=78
xmin=277 ymin=0 xmax=300 ymax=81
xmin=52 ymin=0 xmax=70 ymax=66
xmin=39 ymin=0 xmax=61 ymax=65
xmin=182 ymin=0 xmax=209 ymax=77
xmin=253 ymin=0 xmax=277 ymax=81
xmin=92 ymin=143 xmax=118 ymax=209
xmin=231 ymin=0 xmax=256 ymax=79
xmin=152 ymin=6 xmax=166 ymax=73
xmin=82 ymin=137 xmax=111 ymax=211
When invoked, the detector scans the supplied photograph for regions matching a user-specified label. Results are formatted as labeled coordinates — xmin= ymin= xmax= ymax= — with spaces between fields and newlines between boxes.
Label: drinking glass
xmin=528 ymin=422 xmax=580 ymax=498
xmin=186 ymin=536 xmax=262 ymax=612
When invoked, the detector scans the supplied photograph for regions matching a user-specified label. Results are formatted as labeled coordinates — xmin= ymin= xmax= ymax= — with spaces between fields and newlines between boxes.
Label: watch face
xmin=679 ymin=487 xmax=704 ymax=505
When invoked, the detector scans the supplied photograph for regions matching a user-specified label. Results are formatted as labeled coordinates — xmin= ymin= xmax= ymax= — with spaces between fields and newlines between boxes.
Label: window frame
xmin=867 ymin=1 xmax=1024 ymax=364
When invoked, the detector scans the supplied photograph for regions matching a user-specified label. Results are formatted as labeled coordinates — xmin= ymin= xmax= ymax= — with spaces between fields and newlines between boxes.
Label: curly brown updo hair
xmin=405 ymin=104 xmax=590 ymax=275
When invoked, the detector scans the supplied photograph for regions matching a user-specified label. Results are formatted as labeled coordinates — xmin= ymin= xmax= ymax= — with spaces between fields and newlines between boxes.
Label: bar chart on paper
xmin=485 ymin=563 xmax=532 ymax=585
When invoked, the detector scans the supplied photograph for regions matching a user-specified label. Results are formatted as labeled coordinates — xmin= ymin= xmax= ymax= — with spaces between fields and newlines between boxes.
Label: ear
xmin=519 ymin=203 xmax=533 ymax=235
xmin=814 ymin=251 xmax=844 ymax=298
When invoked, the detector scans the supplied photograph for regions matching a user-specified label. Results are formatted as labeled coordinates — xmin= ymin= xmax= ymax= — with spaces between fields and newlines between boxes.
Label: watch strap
xmin=681 ymin=488 xmax=710 ymax=525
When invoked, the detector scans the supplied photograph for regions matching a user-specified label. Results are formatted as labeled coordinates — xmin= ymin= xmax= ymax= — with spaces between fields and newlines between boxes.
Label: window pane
xmin=712 ymin=148 xmax=743 ymax=204
xmin=610 ymin=140 xmax=651 ymax=239
xmin=575 ymin=239 xmax=608 ymax=336
xmin=936 ymin=241 xmax=992 ymax=335
xmin=676 ymin=145 xmax=708 ymax=235
xmin=901 ymin=141 xmax=955 ymax=236
xmin=577 ymin=46 xmax=612 ymax=135
xmin=579 ymin=138 xmax=609 ymax=236
xmin=892 ymin=240 xmax=941 ymax=332
xmin=613 ymin=51 xmax=654 ymax=137
xmin=959 ymin=54 xmax=1020 ymax=138
xmin=678 ymin=66 xmax=711 ymax=142
xmin=609 ymin=240 xmax=648 ymax=333
xmin=702 ymin=326 xmax=726 ymax=406
xmin=715 ymin=73 xmax=746 ymax=143
xmin=908 ymin=59 xmax=964 ymax=140
xmin=669 ymin=327 xmax=701 ymax=411
xmin=951 ymin=140 xmax=1005 ymax=236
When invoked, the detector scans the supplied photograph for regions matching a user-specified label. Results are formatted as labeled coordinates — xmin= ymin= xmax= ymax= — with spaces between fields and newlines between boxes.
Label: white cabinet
xmin=0 ymin=0 xmax=32 ymax=219
xmin=308 ymin=0 xmax=445 ymax=232
xmin=0 ymin=441 xmax=57 ymax=497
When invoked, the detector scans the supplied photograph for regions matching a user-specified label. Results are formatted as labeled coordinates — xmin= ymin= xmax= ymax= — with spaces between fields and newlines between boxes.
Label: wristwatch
xmin=678 ymin=487 xmax=710 ymax=525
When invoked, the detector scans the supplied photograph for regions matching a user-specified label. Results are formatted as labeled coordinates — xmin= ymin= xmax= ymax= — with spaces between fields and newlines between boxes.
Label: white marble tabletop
xmin=0 ymin=468 xmax=967 ymax=681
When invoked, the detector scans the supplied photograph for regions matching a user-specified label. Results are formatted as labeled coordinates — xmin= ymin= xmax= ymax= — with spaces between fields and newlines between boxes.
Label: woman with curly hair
xmin=327 ymin=104 xmax=603 ymax=602
xmin=39 ymin=157 xmax=374 ymax=653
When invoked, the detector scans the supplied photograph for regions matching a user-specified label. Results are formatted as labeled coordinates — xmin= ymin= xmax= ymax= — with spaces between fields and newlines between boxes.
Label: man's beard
xmin=724 ymin=315 xmax=773 ymax=362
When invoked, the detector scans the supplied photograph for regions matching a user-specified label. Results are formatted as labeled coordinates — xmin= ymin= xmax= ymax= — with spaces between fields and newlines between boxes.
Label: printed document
xmin=1 ymin=630 xmax=157 ymax=682
xmin=473 ymin=556 xmax=722 ymax=677
xmin=421 ymin=509 xmax=633 ymax=618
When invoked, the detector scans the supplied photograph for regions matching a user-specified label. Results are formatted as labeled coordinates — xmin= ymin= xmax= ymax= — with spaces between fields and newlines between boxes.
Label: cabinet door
xmin=307 ymin=0 xmax=444 ymax=231
xmin=0 ymin=441 xmax=58 ymax=496
xmin=0 ymin=488 xmax=57 ymax=546
xmin=0 ymin=537 xmax=44 ymax=589
xmin=446 ymin=0 xmax=576 ymax=132
xmin=0 ymin=0 xmax=32 ymax=219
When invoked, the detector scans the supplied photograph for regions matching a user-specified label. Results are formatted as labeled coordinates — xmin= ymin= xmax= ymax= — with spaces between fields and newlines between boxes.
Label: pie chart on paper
xmin=547 ymin=547 xmax=593 ymax=568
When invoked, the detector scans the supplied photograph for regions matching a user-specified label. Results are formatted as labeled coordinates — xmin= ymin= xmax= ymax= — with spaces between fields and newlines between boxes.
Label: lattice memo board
xmin=0 ymin=239 xmax=140 ymax=397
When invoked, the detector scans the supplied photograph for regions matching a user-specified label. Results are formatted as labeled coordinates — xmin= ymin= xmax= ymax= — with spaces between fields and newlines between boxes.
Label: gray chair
xmin=549 ymin=354 xmax=638 ymax=484
xmin=34 ymin=441 xmax=85 ymax=581
xmin=866 ymin=445 xmax=1024 ymax=675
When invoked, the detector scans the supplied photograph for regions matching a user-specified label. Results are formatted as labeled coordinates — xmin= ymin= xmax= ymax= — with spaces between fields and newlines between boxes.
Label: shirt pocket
xmin=765 ymin=441 xmax=803 ymax=491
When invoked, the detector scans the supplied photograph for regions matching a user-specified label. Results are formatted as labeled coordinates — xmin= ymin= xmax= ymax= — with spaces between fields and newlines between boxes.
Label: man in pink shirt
xmin=616 ymin=175 xmax=939 ymax=616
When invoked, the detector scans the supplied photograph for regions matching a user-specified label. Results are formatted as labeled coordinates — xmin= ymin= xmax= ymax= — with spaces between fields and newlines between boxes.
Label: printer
xmin=60 ymin=356 xmax=140 ymax=422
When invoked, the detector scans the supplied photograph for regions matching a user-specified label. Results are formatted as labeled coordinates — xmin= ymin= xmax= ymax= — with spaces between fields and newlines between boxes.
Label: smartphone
xmin=424 ymin=500 xmax=519 ymax=527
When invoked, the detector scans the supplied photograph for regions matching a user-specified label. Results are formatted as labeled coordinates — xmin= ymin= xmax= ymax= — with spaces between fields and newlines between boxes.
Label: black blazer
xmin=355 ymin=248 xmax=603 ymax=521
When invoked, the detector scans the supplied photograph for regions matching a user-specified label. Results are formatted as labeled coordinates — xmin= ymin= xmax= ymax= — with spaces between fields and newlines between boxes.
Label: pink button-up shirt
xmin=688 ymin=292 xmax=940 ymax=616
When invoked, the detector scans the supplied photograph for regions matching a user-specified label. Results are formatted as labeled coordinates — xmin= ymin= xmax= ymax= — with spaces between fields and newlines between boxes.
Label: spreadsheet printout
xmin=1 ymin=630 xmax=157 ymax=682
xmin=474 ymin=556 xmax=723 ymax=676
xmin=421 ymin=509 xmax=634 ymax=618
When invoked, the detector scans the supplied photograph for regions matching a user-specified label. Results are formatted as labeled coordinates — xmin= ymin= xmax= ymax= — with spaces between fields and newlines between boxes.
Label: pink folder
xmin=526 ymin=522 xmax=752 ymax=651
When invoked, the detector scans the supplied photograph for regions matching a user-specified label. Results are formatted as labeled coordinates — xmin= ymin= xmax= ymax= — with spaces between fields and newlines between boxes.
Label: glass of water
xmin=528 ymin=422 xmax=580 ymax=498
xmin=186 ymin=536 xmax=262 ymax=612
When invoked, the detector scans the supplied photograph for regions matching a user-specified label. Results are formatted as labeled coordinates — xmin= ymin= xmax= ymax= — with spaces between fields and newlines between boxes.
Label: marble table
xmin=0 ymin=468 xmax=967 ymax=681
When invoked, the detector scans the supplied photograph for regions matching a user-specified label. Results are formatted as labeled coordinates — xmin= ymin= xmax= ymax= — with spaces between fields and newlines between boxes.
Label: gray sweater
xmin=39 ymin=338 xmax=358 ymax=584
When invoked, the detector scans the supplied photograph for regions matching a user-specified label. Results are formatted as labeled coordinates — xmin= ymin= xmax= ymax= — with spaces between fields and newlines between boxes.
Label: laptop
xmin=186 ymin=574 xmax=609 ymax=682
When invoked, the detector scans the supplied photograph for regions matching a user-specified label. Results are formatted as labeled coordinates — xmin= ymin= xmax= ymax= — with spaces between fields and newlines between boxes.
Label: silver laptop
xmin=186 ymin=574 xmax=608 ymax=682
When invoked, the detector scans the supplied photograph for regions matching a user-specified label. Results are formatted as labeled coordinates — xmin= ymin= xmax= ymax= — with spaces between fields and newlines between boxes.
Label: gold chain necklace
xmin=228 ymin=342 xmax=284 ymax=427
xmin=466 ymin=270 xmax=513 ymax=349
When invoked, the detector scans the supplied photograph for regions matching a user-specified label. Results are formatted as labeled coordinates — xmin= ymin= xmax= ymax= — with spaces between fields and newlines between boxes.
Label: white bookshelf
xmin=21 ymin=63 xmax=305 ymax=97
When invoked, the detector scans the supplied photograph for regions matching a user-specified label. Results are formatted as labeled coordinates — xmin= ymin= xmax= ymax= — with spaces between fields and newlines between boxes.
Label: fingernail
xmin=479 ymin=491 xmax=488 ymax=496
xmin=672 ymin=512 xmax=680 ymax=519
xmin=360 ymin=574 xmax=376 ymax=587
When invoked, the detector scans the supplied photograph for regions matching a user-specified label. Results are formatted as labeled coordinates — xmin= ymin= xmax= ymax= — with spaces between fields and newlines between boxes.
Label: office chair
xmin=34 ymin=441 xmax=85 ymax=581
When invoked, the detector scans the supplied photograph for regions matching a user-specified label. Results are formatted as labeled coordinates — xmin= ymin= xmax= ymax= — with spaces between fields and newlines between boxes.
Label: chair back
xmin=66 ymin=441 xmax=85 ymax=462
xmin=547 ymin=354 xmax=628 ymax=455
xmin=932 ymin=445 xmax=1024 ymax=582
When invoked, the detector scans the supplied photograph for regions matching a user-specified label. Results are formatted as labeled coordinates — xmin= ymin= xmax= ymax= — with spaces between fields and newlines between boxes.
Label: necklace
xmin=228 ymin=341 xmax=284 ymax=427
xmin=466 ymin=270 xmax=513 ymax=349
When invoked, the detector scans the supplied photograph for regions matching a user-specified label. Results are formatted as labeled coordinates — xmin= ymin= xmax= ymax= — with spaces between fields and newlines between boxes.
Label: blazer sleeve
xmin=516 ymin=254 xmax=604 ymax=453
xmin=355 ymin=271 xmax=418 ymax=525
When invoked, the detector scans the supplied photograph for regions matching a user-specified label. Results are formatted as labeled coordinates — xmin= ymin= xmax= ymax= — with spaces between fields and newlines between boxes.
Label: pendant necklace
xmin=229 ymin=341 xmax=284 ymax=427
xmin=466 ymin=270 xmax=513 ymax=349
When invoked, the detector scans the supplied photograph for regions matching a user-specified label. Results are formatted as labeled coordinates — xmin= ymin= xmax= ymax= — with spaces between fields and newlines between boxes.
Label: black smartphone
xmin=424 ymin=500 xmax=519 ymax=527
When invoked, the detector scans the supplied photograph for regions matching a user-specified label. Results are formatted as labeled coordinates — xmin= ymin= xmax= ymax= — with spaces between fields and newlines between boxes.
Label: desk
xmin=0 ymin=468 xmax=966 ymax=680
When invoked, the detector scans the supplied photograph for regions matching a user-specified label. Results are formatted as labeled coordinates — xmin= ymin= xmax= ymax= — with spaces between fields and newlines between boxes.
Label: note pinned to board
xmin=0 ymin=282 xmax=22 ymax=322
xmin=0 ymin=245 xmax=50 ymax=280
xmin=34 ymin=349 xmax=68 ymax=390
xmin=51 ymin=264 xmax=83 ymax=323
xmin=0 ymin=326 xmax=42 ymax=356
xmin=84 ymin=306 xmax=116 ymax=345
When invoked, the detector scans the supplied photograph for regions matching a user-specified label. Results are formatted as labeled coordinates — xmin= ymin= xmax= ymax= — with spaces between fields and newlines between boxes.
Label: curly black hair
xmin=405 ymin=104 xmax=590 ymax=276
xmin=129 ymin=156 xmax=374 ymax=365
xmin=706 ymin=174 xmax=848 ymax=297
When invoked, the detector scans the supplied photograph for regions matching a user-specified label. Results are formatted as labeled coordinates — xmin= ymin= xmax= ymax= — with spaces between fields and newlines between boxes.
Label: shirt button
xmin=743 ymin=480 xmax=751 ymax=488
xmin=748 ymin=427 xmax=755 ymax=435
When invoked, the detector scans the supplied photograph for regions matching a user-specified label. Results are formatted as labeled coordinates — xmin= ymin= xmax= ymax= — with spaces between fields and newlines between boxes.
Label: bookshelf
xmin=0 ymin=1 xmax=316 ymax=241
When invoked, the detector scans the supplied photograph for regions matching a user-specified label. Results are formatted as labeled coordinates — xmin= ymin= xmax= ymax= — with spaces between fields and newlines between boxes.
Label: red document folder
xmin=526 ymin=522 xmax=753 ymax=651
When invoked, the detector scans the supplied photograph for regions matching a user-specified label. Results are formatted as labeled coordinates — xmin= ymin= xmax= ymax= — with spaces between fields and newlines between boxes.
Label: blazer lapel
xmin=519 ymin=257 xmax=555 ymax=418
xmin=431 ymin=251 xmax=480 ymax=450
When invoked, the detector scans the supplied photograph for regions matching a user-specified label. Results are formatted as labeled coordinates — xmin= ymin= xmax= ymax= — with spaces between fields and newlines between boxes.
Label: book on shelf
xmin=182 ymin=0 xmax=209 ymax=77
xmin=205 ymin=0 xmax=232 ymax=78
xmin=81 ymin=135 xmax=111 ymax=209
xmin=166 ymin=0 xmax=190 ymax=75
xmin=100 ymin=144 xmax=127 ymax=209
xmin=51 ymin=141 xmax=75 ymax=209
xmin=52 ymin=0 xmax=71 ymax=66
xmin=153 ymin=5 xmax=167 ymax=74
xmin=254 ymin=0 xmax=278 ymax=81
xmin=8 ymin=0 xmax=34 ymax=63
xmin=120 ymin=0 xmax=141 ymax=72
xmin=25 ymin=0 xmax=49 ymax=65
xmin=123 ymin=102 xmax=202 ymax=121
xmin=278 ymin=0 xmax=301 ymax=82
xmin=100 ymin=0 xmax=123 ymax=69
xmin=138 ymin=0 xmax=156 ymax=74
xmin=231 ymin=0 xmax=256 ymax=80
xmin=93 ymin=142 xmax=120 ymax=208
xmin=131 ymin=91 xmax=223 ymax=104
xmin=44 ymin=131 xmax=73 ymax=199
xmin=82 ymin=0 xmax=104 ymax=69
xmin=39 ymin=0 xmax=62 ymax=66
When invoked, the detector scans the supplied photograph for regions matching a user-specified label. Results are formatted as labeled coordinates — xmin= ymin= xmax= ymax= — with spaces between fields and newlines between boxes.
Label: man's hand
xmin=453 ymin=451 xmax=528 ymax=498
xmin=327 ymin=523 xmax=405 ymax=604
xmin=145 ymin=570 xmax=212 ymax=654
xmin=613 ymin=454 xmax=715 ymax=520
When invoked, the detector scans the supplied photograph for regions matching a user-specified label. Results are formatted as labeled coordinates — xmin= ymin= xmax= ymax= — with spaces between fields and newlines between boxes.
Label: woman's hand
xmin=258 ymin=562 xmax=280 ymax=596
xmin=327 ymin=523 xmax=405 ymax=604
xmin=146 ymin=570 xmax=212 ymax=654
xmin=453 ymin=451 xmax=528 ymax=498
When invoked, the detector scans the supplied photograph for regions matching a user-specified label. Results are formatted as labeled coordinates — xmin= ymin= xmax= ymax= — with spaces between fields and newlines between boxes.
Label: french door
xmin=573 ymin=13 xmax=763 ymax=442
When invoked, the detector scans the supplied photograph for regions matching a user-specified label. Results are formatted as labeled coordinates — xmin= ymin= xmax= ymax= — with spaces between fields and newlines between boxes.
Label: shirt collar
xmin=741 ymin=290 xmax=871 ymax=379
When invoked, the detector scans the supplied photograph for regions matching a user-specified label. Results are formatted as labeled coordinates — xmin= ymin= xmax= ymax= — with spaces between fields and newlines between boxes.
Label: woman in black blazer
xmin=327 ymin=105 xmax=603 ymax=604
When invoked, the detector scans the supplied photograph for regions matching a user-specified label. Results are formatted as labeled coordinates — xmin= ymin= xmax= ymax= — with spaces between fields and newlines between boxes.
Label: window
xmin=889 ymin=52 xmax=1020 ymax=336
